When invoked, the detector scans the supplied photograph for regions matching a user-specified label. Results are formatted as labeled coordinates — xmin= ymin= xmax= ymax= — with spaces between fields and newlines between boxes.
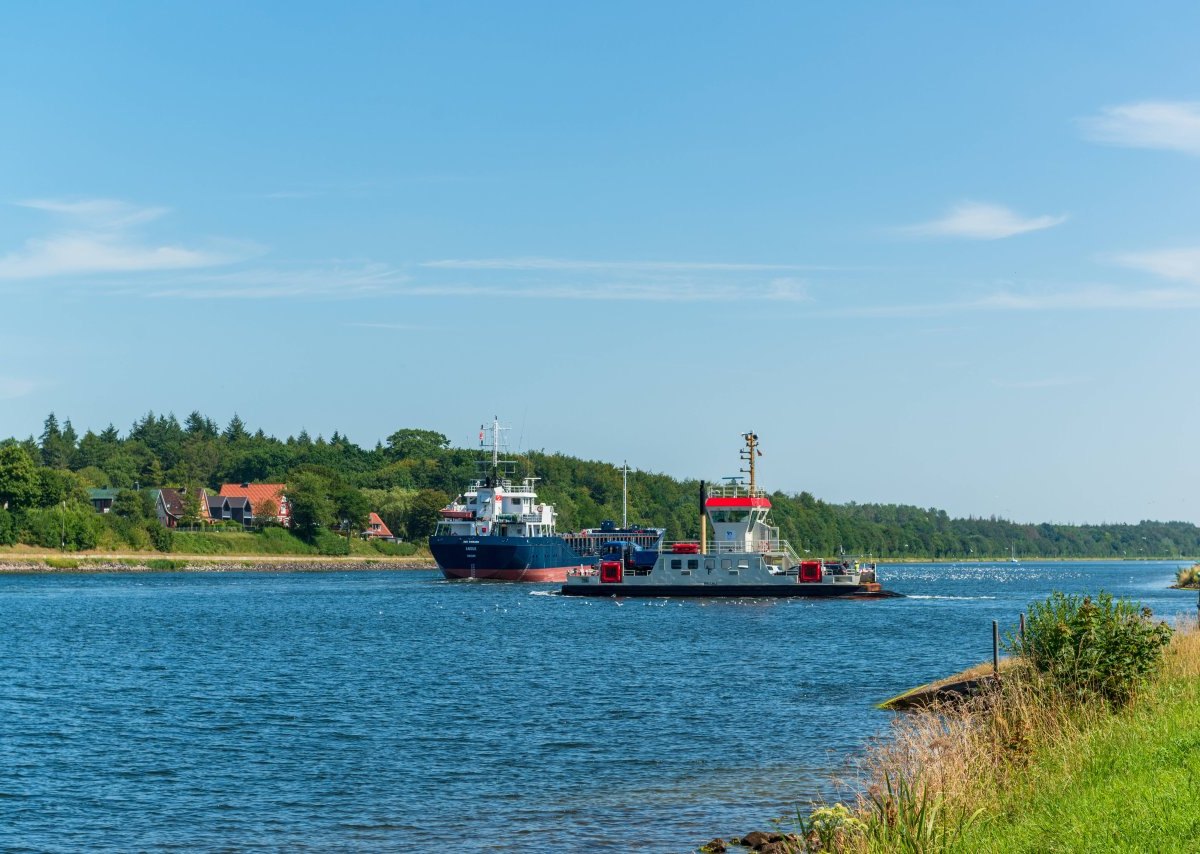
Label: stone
xmin=740 ymin=831 xmax=771 ymax=849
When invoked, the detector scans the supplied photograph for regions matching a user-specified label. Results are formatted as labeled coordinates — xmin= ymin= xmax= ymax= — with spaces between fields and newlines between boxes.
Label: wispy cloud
xmin=135 ymin=262 xmax=406 ymax=299
xmin=818 ymin=283 xmax=1200 ymax=318
xmin=420 ymin=257 xmax=840 ymax=272
xmin=0 ymin=198 xmax=248 ymax=280
xmin=1111 ymin=247 xmax=1200 ymax=285
xmin=900 ymin=202 xmax=1067 ymax=240
xmin=991 ymin=376 xmax=1089 ymax=389
xmin=0 ymin=376 xmax=36 ymax=399
xmin=1081 ymin=101 xmax=1200 ymax=156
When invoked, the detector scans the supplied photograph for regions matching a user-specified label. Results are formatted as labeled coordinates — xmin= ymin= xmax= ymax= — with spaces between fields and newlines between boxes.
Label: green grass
xmin=170 ymin=528 xmax=317 ymax=555
xmin=959 ymin=634 xmax=1200 ymax=853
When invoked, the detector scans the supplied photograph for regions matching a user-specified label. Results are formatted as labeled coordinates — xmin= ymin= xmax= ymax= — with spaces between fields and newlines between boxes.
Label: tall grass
xmin=787 ymin=595 xmax=1187 ymax=853
xmin=1176 ymin=563 xmax=1199 ymax=587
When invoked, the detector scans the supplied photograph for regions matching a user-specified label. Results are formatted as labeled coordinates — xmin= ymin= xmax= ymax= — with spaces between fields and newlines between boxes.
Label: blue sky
xmin=2 ymin=2 xmax=1199 ymax=524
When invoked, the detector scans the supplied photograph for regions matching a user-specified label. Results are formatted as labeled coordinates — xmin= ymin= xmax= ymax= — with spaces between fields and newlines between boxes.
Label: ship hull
xmin=431 ymin=535 xmax=591 ymax=583
xmin=560 ymin=583 xmax=902 ymax=598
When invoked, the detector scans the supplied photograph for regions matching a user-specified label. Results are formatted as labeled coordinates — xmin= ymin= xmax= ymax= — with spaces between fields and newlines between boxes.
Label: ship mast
xmin=740 ymin=431 xmax=761 ymax=494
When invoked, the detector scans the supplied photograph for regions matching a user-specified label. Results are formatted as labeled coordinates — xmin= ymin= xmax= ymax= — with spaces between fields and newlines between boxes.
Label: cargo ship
xmin=562 ymin=432 xmax=902 ymax=599
xmin=430 ymin=418 xmax=664 ymax=582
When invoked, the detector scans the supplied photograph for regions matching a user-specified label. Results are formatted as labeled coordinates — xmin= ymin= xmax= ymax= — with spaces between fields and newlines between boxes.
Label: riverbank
xmin=705 ymin=602 xmax=1198 ymax=852
xmin=0 ymin=550 xmax=434 ymax=573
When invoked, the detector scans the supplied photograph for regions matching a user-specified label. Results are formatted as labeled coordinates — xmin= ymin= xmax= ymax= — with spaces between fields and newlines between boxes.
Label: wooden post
xmin=992 ymin=620 xmax=1000 ymax=678
xmin=1019 ymin=612 xmax=1026 ymax=646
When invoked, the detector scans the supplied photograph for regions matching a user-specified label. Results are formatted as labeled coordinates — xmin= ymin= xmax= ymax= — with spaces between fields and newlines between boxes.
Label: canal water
xmin=1 ymin=561 xmax=1193 ymax=852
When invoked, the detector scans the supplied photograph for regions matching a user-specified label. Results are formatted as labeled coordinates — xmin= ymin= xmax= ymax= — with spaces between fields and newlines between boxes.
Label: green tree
xmin=405 ymin=489 xmax=449 ymax=540
xmin=112 ymin=488 xmax=153 ymax=521
xmin=180 ymin=487 xmax=204 ymax=526
xmin=333 ymin=486 xmax=371 ymax=533
xmin=288 ymin=473 xmax=335 ymax=539
xmin=386 ymin=428 xmax=450 ymax=461
xmin=36 ymin=468 xmax=89 ymax=507
xmin=0 ymin=444 xmax=40 ymax=510
xmin=223 ymin=413 xmax=249 ymax=443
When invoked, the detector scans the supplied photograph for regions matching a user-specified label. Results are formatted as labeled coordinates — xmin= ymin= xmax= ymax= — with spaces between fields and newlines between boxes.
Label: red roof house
xmin=218 ymin=482 xmax=291 ymax=527
xmin=363 ymin=512 xmax=396 ymax=541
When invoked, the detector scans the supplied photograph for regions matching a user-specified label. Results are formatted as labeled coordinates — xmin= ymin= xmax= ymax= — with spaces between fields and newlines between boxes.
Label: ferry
xmin=430 ymin=418 xmax=665 ymax=582
xmin=561 ymin=432 xmax=902 ymax=599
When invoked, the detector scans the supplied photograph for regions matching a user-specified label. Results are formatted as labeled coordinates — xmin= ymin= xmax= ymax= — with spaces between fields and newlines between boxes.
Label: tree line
xmin=2 ymin=411 xmax=1198 ymax=559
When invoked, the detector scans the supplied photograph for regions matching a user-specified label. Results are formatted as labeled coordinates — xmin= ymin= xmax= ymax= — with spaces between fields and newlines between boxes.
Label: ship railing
xmin=705 ymin=483 xmax=770 ymax=500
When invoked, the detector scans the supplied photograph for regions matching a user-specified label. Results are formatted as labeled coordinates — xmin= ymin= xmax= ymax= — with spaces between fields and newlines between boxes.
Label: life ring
xmin=536 ymin=505 xmax=543 ymax=513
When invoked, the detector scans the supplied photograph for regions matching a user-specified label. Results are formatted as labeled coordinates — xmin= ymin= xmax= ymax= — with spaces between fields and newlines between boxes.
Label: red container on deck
xmin=600 ymin=560 xmax=623 ymax=583
xmin=799 ymin=560 xmax=823 ymax=583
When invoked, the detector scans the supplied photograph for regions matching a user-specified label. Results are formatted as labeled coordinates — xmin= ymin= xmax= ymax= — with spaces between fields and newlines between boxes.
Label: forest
xmin=1 ymin=411 xmax=1197 ymax=559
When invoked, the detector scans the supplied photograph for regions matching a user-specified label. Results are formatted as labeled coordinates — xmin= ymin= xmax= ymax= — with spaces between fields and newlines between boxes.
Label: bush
xmin=1176 ymin=564 xmax=1200 ymax=587
xmin=1012 ymin=591 xmax=1172 ymax=705
xmin=369 ymin=538 xmax=417 ymax=556
xmin=0 ymin=507 xmax=16 ymax=546
xmin=19 ymin=505 xmax=100 ymax=551
xmin=314 ymin=528 xmax=351 ymax=556
xmin=147 ymin=523 xmax=174 ymax=552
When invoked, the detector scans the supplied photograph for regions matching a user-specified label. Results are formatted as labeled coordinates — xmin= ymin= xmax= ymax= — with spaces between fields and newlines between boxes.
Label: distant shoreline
xmin=0 ymin=551 xmax=1191 ymax=575
xmin=0 ymin=552 xmax=435 ymax=574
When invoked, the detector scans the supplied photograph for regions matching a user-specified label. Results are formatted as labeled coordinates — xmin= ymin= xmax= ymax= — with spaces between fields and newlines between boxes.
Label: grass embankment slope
xmin=959 ymin=626 xmax=1200 ymax=852
xmin=783 ymin=597 xmax=1199 ymax=854
xmin=0 ymin=528 xmax=433 ymax=568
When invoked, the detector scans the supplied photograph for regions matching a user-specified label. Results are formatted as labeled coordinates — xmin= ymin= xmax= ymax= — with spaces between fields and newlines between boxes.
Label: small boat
xmin=1010 ymin=543 xmax=1020 ymax=564
xmin=562 ymin=432 xmax=902 ymax=599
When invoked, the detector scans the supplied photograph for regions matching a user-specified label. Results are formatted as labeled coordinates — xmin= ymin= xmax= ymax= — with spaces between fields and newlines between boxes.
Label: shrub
xmin=369 ymin=538 xmax=417 ymax=556
xmin=147 ymin=523 xmax=174 ymax=552
xmin=19 ymin=505 xmax=100 ymax=551
xmin=314 ymin=528 xmax=351 ymax=556
xmin=1176 ymin=564 xmax=1199 ymax=587
xmin=1011 ymin=591 xmax=1172 ymax=705
xmin=0 ymin=506 xmax=16 ymax=546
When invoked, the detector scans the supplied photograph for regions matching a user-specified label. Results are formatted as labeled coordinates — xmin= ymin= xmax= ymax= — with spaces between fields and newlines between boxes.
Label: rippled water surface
xmin=1 ymin=561 xmax=1194 ymax=852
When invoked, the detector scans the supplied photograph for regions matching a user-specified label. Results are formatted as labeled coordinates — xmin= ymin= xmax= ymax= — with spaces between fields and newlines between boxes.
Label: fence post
xmin=1019 ymin=612 xmax=1026 ymax=646
xmin=992 ymin=620 xmax=1000 ymax=678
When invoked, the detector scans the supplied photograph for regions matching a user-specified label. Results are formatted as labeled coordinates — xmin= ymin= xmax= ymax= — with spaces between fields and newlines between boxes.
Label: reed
xmin=786 ymin=601 xmax=1190 ymax=853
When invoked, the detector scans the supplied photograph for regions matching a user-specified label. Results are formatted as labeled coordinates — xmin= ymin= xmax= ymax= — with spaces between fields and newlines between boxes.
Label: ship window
xmin=721 ymin=559 xmax=732 ymax=570
xmin=705 ymin=559 xmax=715 ymax=571
xmin=687 ymin=559 xmax=698 ymax=570
xmin=670 ymin=559 xmax=682 ymax=570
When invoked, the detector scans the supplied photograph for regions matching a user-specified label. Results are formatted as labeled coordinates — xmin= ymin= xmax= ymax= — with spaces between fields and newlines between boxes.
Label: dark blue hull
xmin=430 ymin=535 xmax=594 ymax=581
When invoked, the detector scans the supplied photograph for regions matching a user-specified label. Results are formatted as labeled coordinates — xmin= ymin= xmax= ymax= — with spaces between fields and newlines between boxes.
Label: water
xmin=1 ymin=561 xmax=1194 ymax=852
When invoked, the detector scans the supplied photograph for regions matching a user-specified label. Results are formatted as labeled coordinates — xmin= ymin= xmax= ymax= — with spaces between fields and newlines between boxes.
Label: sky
xmin=1 ymin=2 xmax=1198 ymax=525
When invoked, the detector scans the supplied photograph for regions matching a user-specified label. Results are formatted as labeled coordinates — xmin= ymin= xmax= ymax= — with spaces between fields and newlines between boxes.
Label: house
xmin=88 ymin=487 xmax=121 ymax=514
xmin=207 ymin=494 xmax=253 ymax=526
xmin=156 ymin=487 xmax=212 ymax=528
xmin=362 ymin=511 xmax=398 ymax=542
xmin=219 ymin=482 xmax=290 ymax=527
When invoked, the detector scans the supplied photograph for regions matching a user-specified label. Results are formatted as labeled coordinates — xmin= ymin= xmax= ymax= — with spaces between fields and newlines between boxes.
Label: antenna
xmin=739 ymin=431 xmax=761 ymax=494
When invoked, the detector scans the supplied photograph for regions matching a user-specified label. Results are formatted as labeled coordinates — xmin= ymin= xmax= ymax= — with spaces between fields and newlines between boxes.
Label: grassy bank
xmin=1174 ymin=563 xmax=1200 ymax=588
xmin=960 ymin=630 xmax=1200 ymax=851
xmin=746 ymin=598 xmax=1199 ymax=854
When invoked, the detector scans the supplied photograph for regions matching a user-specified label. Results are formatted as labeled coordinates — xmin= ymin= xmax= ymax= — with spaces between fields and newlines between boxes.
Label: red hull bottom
xmin=439 ymin=565 xmax=578 ymax=583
